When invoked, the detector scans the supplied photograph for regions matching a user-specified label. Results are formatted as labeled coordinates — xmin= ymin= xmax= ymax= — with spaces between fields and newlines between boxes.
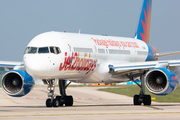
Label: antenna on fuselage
xmin=78 ymin=29 xmax=81 ymax=34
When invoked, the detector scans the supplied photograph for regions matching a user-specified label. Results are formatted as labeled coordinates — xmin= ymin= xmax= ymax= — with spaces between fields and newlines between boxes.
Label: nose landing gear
xmin=44 ymin=79 xmax=59 ymax=107
xmin=43 ymin=79 xmax=73 ymax=107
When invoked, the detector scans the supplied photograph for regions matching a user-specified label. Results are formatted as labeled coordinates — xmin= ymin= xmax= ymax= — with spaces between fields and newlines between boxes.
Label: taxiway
xmin=0 ymin=86 xmax=180 ymax=120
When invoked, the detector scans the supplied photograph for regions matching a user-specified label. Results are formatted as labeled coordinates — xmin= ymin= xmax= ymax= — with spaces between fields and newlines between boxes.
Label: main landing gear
xmin=129 ymin=75 xmax=151 ymax=106
xmin=43 ymin=79 xmax=73 ymax=107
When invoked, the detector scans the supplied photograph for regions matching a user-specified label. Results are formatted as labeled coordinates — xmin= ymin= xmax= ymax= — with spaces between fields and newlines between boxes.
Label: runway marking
xmin=1 ymin=112 xmax=180 ymax=117
xmin=144 ymin=105 xmax=163 ymax=110
xmin=25 ymin=97 xmax=48 ymax=99
xmin=25 ymin=97 xmax=102 ymax=100
xmin=74 ymin=98 xmax=102 ymax=100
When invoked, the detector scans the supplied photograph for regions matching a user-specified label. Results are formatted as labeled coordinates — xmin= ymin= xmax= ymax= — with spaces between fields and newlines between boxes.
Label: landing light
xmin=47 ymin=85 xmax=55 ymax=91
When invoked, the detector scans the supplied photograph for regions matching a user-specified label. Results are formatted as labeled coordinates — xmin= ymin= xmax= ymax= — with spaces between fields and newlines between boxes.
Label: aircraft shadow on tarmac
xmin=73 ymin=104 xmax=133 ymax=107
xmin=1 ymin=103 xmax=180 ymax=108
xmin=0 ymin=104 xmax=180 ymax=108
xmin=0 ymin=104 xmax=133 ymax=108
xmin=74 ymin=103 xmax=180 ymax=107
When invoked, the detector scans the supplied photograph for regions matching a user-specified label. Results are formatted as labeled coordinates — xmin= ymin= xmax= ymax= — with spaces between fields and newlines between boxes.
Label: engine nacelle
xmin=1 ymin=70 xmax=34 ymax=97
xmin=145 ymin=68 xmax=178 ymax=95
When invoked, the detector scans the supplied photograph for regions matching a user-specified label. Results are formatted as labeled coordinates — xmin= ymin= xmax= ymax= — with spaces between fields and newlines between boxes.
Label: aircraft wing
xmin=109 ymin=60 xmax=180 ymax=77
xmin=0 ymin=61 xmax=23 ymax=70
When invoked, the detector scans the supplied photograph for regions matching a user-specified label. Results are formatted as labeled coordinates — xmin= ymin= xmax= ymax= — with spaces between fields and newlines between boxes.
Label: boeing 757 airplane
xmin=1 ymin=0 xmax=180 ymax=107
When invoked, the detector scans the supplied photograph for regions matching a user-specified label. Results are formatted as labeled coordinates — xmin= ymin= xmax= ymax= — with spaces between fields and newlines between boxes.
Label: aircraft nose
xmin=24 ymin=55 xmax=48 ymax=78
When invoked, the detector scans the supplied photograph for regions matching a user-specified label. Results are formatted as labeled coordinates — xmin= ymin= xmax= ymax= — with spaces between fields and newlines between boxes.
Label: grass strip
xmin=99 ymin=85 xmax=180 ymax=103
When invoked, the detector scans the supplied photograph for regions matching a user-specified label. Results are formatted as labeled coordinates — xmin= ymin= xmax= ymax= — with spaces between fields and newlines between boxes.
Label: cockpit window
xmin=25 ymin=46 xmax=60 ymax=54
xmin=28 ymin=47 xmax=37 ymax=53
xmin=49 ymin=46 xmax=61 ymax=54
xmin=38 ymin=47 xmax=49 ymax=53
xmin=56 ymin=47 xmax=61 ymax=54
xmin=24 ymin=47 xmax=30 ymax=54
xmin=50 ymin=47 xmax=56 ymax=54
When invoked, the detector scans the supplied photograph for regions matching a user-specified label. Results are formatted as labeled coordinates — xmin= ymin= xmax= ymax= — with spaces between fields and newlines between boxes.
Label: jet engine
xmin=1 ymin=70 xmax=34 ymax=97
xmin=145 ymin=68 xmax=178 ymax=95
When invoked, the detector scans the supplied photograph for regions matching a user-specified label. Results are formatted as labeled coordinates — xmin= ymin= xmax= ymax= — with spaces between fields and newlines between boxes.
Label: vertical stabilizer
xmin=136 ymin=0 xmax=152 ymax=44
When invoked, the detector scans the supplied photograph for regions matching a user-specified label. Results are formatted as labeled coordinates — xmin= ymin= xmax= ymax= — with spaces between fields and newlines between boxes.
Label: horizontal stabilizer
xmin=155 ymin=51 xmax=180 ymax=58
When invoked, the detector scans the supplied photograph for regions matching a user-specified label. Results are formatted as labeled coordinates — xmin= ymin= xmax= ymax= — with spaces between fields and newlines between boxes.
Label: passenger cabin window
xmin=109 ymin=49 xmax=130 ymax=55
xmin=38 ymin=47 xmax=49 ymax=53
xmin=73 ymin=47 xmax=93 ymax=53
xmin=98 ymin=49 xmax=105 ymax=53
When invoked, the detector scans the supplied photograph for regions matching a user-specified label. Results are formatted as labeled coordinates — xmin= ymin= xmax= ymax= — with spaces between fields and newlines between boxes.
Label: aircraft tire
xmin=65 ymin=95 xmax=73 ymax=106
xmin=143 ymin=95 xmax=151 ymax=105
xmin=133 ymin=95 xmax=141 ymax=105
xmin=56 ymin=96 xmax=63 ymax=106
xmin=46 ymin=98 xmax=52 ymax=107
xmin=52 ymin=99 xmax=59 ymax=107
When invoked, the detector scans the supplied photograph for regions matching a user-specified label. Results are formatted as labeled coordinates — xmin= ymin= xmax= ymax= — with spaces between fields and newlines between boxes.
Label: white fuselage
xmin=24 ymin=31 xmax=150 ymax=83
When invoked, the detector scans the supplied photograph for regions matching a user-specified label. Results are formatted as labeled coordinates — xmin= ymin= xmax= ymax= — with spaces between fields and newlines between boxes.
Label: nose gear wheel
xmin=45 ymin=79 xmax=73 ymax=107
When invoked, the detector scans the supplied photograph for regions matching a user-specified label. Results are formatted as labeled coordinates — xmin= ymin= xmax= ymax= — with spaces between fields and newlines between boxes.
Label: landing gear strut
xmin=43 ymin=79 xmax=73 ymax=107
xmin=128 ymin=75 xmax=151 ymax=106
xmin=44 ymin=79 xmax=59 ymax=107
xmin=56 ymin=80 xmax=73 ymax=106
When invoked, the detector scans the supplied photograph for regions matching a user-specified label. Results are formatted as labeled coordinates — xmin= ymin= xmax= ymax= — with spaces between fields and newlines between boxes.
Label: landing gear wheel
xmin=143 ymin=95 xmax=151 ymax=105
xmin=56 ymin=96 xmax=64 ymax=106
xmin=52 ymin=99 xmax=59 ymax=107
xmin=46 ymin=99 xmax=52 ymax=107
xmin=133 ymin=95 xmax=141 ymax=105
xmin=65 ymin=96 xmax=73 ymax=106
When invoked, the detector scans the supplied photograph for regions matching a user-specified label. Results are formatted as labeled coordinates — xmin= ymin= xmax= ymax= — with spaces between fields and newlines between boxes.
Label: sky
xmin=0 ymin=0 xmax=180 ymax=61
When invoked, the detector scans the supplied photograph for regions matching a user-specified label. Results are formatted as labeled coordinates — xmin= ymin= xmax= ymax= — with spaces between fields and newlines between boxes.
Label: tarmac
xmin=1 ymin=86 xmax=180 ymax=120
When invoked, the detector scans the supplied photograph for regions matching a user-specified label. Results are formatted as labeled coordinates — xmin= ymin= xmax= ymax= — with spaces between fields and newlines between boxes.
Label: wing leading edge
xmin=109 ymin=60 xmax=180 ymax=77
xmin=0 ymin=61 xmax=23 ymax=70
